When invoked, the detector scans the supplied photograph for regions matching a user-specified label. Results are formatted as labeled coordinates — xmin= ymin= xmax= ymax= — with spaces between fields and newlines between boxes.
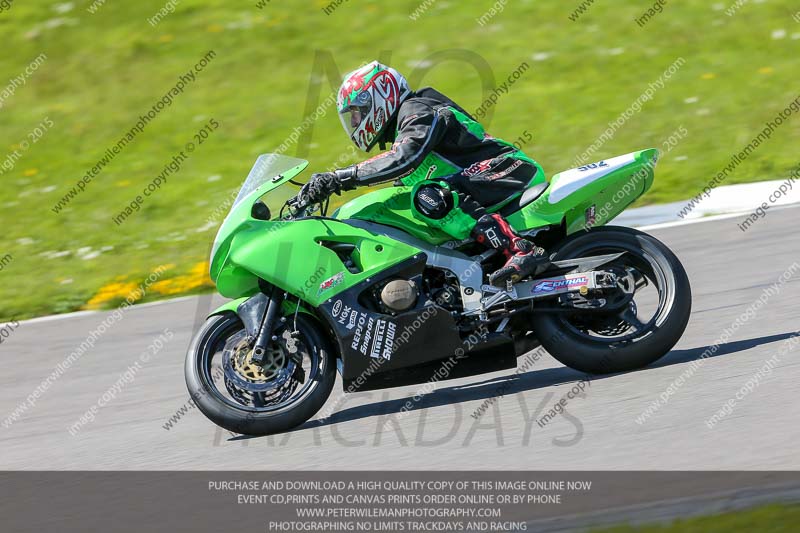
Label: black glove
xmin=298 ymin=172 xmax=339 ymax=206
xmin=298 ymin=168 xmax=358 ymax=206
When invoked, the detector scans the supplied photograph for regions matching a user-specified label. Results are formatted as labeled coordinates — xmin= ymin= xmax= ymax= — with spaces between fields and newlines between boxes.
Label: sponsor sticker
xmin=337 ymin=305 xmax=352 ymax=326
xmin=463 ymin=159 xmax=493 ymax=177
xmin=533 ymin=276 xmax=589 ymax=294
xmin=317 ymin=272 xmax=345 ymax=296
xmin=346 ymin=310 xmax=358 ymax=330
xmin=382 ymin=322 xmax=397 ymax=360
xmin=369 ymin=320 xmax=387 ymax=359
xmin=486 ymin=159 xmax=523 ymax=181
xmin=351 ymin=313 xmax=367 ymax=352
xmin=585 ymin=205 xmax=597 ymax=227
xmin=349 ymin=312 xmax=396 ymax=360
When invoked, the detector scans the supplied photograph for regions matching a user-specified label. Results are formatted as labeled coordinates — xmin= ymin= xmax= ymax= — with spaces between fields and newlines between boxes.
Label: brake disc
xmin=221 ymin=330 xmax=298 ymax=407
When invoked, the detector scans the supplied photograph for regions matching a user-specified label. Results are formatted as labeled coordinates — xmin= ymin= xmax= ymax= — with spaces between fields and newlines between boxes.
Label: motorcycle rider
xmin=298 ymin=61 xmax=549 ymax=286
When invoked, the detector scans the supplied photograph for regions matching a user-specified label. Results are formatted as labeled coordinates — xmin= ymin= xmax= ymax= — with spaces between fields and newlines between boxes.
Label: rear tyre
xmin=185 ymin=312 xmax=336 ymax=436
xmin=530 ymin=226 xmax=691 ymax=374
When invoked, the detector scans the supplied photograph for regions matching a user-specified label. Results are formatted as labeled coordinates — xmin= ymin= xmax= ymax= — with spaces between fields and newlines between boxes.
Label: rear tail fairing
xmin=506 ymin=149 xmax=659 ymax=234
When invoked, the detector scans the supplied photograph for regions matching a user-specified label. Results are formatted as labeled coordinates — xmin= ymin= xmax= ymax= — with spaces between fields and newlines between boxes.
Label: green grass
xmin=1 ymin=0 xmax=798 ymax=320
xmin=592 ymin=503 xmax=800 ymax=532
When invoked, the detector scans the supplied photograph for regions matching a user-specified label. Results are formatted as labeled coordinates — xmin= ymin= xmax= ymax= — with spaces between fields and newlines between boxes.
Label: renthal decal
xmin=578 ymin=161 xmax=609 ymax=172
xmin=317 ymin=272 xmax=345 ymax=296
xmin=463 ymin=159 xmax=493 ymax=177
xmin=533 ymin=276 xmax=589 ymax=294
xmin=485 ymin=159 xmax=523 ymax=181
xmin=331 ymin=300 xmax=343 ymax=317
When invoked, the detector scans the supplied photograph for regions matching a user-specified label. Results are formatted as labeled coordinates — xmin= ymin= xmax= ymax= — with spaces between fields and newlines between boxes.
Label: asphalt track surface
xmin=2 ymin=206 xmax=799 ymax=474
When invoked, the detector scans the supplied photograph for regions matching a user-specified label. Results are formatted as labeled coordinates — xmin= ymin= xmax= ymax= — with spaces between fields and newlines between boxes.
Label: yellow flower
xmin=85 ymin=281 xmax=141 ymax=309
xmin=207 ymin=24 xmax=223 ymax=33
xmin=23 ymin=168 xmax=38 ymax=176
xmin=158 ymin=34 xmax=174 ymax=42
xmin=701 ymin=73 xmax=716 ymax=80
xmin=150 ymin=262 xmax=213 ymax=296
xmin=758 ymin=67 xmax=774 ymax=74
xmin=86 ymin=262 xmax=212 ymax=308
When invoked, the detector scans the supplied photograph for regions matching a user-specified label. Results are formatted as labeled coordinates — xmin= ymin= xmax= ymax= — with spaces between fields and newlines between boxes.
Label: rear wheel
xmin=185 ymin=312 xmax=336 ymax=435
xmin=530 ymin=226 xmax=691 ymax=374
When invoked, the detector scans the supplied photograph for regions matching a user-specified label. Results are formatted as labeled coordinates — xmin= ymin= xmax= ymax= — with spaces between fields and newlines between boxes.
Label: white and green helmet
xmin=337 ymin=61 xmax=411 ymax=152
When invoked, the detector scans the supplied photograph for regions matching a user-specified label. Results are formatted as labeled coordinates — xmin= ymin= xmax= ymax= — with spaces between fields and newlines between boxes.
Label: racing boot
xmin=472 ymin=213 xmax=550 ymax=287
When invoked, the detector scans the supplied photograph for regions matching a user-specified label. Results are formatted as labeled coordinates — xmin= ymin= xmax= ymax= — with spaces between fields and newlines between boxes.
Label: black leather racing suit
xmin=340 ymin=87 xmax=538 ymax=218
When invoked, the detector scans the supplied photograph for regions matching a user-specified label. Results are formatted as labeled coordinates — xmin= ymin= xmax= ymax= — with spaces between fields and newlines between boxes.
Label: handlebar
xmin=282 ymin=195 xmax=323 ymax=219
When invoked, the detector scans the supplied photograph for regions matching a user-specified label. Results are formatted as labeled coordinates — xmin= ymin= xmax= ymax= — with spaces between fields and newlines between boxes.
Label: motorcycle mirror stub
xmin=251 ymin=200 xmax=271 ymax=220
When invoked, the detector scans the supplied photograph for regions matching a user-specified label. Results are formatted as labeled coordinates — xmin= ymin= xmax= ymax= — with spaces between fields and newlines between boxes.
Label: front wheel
xmin=185 ymin=312 xmax=336 ymax=436
xmin=530 ymin=226 xmax=691 ymax=374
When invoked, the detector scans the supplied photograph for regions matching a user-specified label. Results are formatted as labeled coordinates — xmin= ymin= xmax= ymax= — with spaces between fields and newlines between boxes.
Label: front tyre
xmin=185 ymin=312 xmax=336 ymax=436
xmin=530 ymin=226 xmax=691 ymax=374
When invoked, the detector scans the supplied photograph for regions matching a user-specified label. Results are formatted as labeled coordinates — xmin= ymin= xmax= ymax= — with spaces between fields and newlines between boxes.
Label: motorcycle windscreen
xmin=232 ymin=153 xmax=309 ymax=209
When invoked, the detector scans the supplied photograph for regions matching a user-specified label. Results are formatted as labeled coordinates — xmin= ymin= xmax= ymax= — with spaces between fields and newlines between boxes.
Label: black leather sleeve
xmin=351 ymin=104 xmax=447 ymax=186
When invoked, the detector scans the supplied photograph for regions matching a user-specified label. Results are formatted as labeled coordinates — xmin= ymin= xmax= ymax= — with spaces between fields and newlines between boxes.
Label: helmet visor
xmin=338 ymin=91 xmax=372 ymax=137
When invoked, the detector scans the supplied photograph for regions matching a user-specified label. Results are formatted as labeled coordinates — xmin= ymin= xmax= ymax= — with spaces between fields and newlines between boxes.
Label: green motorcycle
xmin=186 ymin=150 xmax=691 ymax=435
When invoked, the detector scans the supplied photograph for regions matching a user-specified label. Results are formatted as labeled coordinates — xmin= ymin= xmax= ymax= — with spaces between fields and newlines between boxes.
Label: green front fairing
xmin=210 ymin=155 xmax=422 ymax=309
xmin=214 ymin=218 xmax=420 ymax=307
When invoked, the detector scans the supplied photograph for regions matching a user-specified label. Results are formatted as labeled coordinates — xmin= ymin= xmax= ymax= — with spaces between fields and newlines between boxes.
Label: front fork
xmin=250 ymin=286 xmax=285 ymax=366
xmin=232 ymin=287 xmax=293 ymax=366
